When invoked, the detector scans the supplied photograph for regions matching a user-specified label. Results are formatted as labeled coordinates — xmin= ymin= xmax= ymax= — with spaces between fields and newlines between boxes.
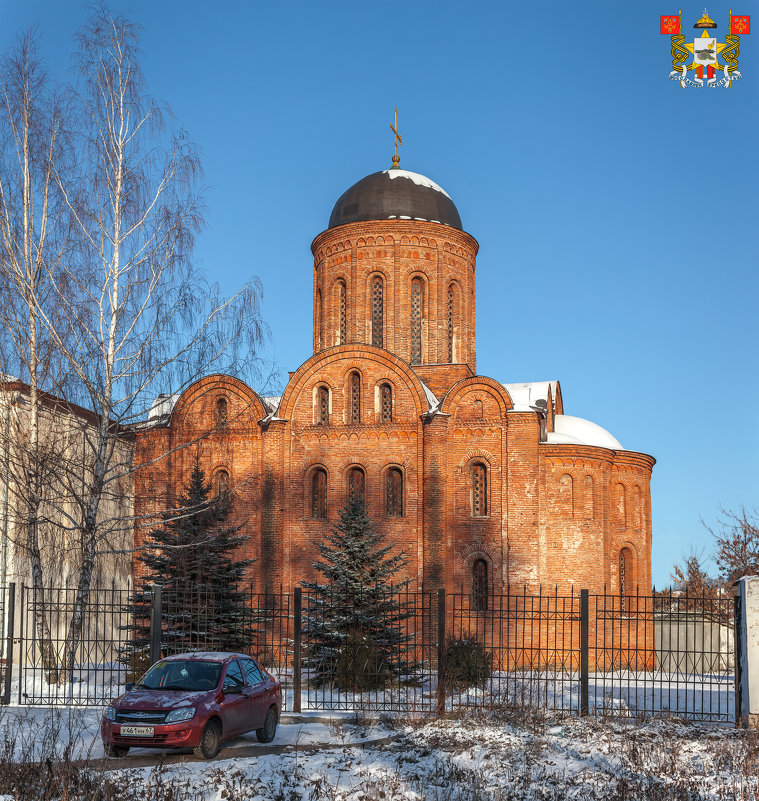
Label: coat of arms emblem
xmin=660 ymin=9 xmax=751 ymax=87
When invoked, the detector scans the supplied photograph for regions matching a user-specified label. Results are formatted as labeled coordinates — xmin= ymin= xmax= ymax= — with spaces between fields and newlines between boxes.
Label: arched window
xmin=410 ymin=278 xmax=423 ymax=365
xmin=471 ymin=463 xmax=487 ymax=517
xmin=473 ymin=399 xmax=483 ymax=420
xmin=380 ymin=383 xmax=393 ymax=423
xmin=371 ymin=276 xmax=383 ymax=348
xmin=315 ymin=289 xmax=322 ymax=351
xmin=338 ymin=281 xmax=347 ymax=345
xmin=316 ymin=385 xmax=329 ymax=425
xmin=473 ymin=559 xmax=488 ymax=611
xmin=447 ymin=283 xmax=457 ymax=363
xmin=215 ymin=469 xmax=229 ymax=496
xmin=348 ymin=467 xmax=365 ymax=502
xmin=386 ymin=467 xmax=403 ymax=516
xmin=215 ymin=397 xmax=228 ymax=427
xmin=619 ymin=547 xmax=634 ymax=610
xmin=349 ymin=372 xmax=361 ymax=424
xmin=311 ymin=469 xmax=327 ymax=519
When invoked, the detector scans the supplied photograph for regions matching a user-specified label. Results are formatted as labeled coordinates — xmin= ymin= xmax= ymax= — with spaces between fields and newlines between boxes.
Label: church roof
xmin=502 ymin=381 xmax=560 ymax=412
xmin=547 ymin=415 xmax=623 ymax=450
xmin=328 ymin=168 xmax=462 ymax=230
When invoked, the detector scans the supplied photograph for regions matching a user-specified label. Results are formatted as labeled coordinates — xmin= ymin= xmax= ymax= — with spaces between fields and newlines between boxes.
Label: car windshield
xmin=135 ymin=660 xmax=222 ymax=692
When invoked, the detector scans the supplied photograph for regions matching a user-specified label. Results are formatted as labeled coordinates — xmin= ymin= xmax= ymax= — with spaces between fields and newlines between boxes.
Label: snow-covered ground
xmin=1 ymin=706 xmax=756 ymax=800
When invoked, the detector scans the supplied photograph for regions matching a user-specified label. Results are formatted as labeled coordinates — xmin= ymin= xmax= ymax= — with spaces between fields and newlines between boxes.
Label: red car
xmin=101 ymin=652 xmax=282 ymax=759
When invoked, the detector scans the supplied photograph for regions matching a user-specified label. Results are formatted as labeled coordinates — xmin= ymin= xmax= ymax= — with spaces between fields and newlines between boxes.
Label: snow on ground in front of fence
xmin=3 ymin=706 xmax=757 ymax=799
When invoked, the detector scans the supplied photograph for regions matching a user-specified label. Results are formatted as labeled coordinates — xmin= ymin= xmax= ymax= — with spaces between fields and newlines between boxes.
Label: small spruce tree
xmin=301 ymin=495 xmax=414 ymax=690
xmin=123 ymin=462 xmax=253 ymax=671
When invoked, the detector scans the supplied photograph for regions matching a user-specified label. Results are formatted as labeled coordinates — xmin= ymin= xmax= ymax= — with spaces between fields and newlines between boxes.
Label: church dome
xmin=328 ymin=168 xmax=462 ymax=230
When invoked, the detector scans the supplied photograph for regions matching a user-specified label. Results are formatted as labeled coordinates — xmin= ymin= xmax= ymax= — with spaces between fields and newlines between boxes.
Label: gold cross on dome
xmin=389 ymin=107 xmax=402 ymax=168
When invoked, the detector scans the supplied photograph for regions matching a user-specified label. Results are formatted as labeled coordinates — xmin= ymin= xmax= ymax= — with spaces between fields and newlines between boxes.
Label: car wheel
xmin=104 ymin=743 xmax=130 ymax=758
xmin=193 ymin=719 xmax=222 ymax=760
xmin=256 ymin=707 xmax=278 ymax=743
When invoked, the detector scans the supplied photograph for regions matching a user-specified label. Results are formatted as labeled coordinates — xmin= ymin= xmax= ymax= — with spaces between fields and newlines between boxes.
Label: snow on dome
xmin=382 ymin=168 xmax=452 ymax=199
xmin=548 ymin=415 xmax=623 ymax=450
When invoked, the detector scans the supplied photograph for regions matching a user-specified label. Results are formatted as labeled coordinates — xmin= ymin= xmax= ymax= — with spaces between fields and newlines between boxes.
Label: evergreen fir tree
xmin=301 ymin=495 xmax=414 ymax=690
xmin=123 ymin=462 xmax=253 ymax=671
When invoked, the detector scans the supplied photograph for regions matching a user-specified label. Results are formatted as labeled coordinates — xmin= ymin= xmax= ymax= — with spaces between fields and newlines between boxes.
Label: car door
xmin=240 ymin=657 xmax=268 ymax=730
xmin=220 ymin=659 xmax=247 ymax=737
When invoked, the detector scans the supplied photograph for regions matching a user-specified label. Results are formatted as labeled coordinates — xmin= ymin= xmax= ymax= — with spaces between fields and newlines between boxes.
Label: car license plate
xmin=119 ymin=725 xmax=154 ymax=737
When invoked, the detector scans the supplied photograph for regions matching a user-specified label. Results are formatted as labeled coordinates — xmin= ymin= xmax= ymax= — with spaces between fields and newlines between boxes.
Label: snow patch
xmin=382 ymin=168 xmax=452 ymax=199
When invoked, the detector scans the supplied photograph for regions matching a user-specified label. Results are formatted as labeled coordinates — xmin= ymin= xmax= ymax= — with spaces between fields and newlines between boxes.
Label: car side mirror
xmin=223 ymin=681 xmax=243 ymax=695
xmin=125 ymin=681 xmax=135 ymax=692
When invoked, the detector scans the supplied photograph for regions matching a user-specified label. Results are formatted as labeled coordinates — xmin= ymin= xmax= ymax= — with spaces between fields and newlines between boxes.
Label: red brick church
xmin=134 ymin=159 xmax=655 ymax=599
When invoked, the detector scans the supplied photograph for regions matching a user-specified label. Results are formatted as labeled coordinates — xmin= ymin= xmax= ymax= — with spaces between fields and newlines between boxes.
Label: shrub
xmin=444 ymin=636 xmax=493 ymax=689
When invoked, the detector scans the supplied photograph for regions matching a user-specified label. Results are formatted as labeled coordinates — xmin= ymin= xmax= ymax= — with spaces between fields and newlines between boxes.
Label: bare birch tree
xmin=0 ymin=31 xmax=71 ymax=679
xmin=0 ymin=6 xmax=265 ymax=683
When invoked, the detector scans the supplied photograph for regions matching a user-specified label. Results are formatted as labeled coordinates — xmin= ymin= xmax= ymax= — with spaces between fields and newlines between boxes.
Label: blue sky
xmin=2 ymin=0 xmax=757 ymax=588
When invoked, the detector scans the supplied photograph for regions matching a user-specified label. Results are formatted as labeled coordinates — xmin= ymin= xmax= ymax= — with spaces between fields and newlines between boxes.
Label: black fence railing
xmin=0 ymin=583 xmax=738 ymax=724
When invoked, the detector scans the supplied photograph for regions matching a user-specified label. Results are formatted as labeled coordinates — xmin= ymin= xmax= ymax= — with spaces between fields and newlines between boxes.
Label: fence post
xmin=3 ymin=583 xmax=15 ymax=705
xmin=734 ymin=576 xmax=759 ymax=728
xmin=293 ymin=587 xmax=302 ymax=714
xmin=149 ymin=584 xmax=162 ymax=666
xmin=580 ymin=589 xmax=589 ymax=717
xmin=436 ymin=588 xmax=446 ymax=715
xmin=734 ymin=589 xmax=743 ymax=726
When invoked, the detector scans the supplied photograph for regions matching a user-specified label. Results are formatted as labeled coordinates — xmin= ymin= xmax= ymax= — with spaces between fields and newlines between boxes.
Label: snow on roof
xmin=420 ymin=381 xmax=442 ymax=416
xmin=147 ymin=392 xmax=180 ymax=423
xmin=502 ymin=381 xmax=559 ymax=412
xmin=261 ymin=396 xmax=281 ymax=415
xmin=382 ymin=169 xmax=452 ymax=199
xmin=547 ymin=415 xmax=623 ymax=450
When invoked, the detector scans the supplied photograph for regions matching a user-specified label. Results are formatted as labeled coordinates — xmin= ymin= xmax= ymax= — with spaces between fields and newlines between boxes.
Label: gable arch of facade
xmin=441 ymin=376 xmax=513 ymax=417
xmin=278 ymin=345 xmax=429 ymax=420
xmin=170 ymin=374 xmax=267 ymax=427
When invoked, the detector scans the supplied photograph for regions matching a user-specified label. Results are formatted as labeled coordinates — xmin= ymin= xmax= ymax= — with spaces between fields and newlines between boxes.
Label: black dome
xmin=328 ymin=168 xmax=462 ymax=230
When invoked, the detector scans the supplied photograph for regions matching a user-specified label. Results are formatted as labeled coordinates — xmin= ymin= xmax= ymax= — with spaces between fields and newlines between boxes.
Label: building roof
xmin=547 ymin=414 xmax=623 ymax=450
xmin=328 ymin=168 xmax=463 ymax=230
xmin=502 ymin=380 xmax=559 ymax=412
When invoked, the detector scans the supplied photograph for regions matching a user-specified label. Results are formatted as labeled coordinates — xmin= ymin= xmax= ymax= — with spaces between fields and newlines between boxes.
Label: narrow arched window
xmin=316 ymin=385 xmax=329 ymax=425
xmin=473 ymin=399 xmax=483 ymax=420
xmin=216 ymin=397 xmax=228 ymax=427
xmin=349 ymin=372 xmax=361 ymax=424
xmin=348 ymin=467 xmax=365 ymax=502
xmin=447 ymin=283 xmax=457 ymax=363
xmin=315 ymin=289 xmax=322 ymax=351
xmin=371 ymin=276 xmax=383 ymax=348
xmin=338 ymin=281 xmax=347 ymax=345
xmin=410 ymin=278 xmax=423 ymax=365
xmin=473 ymin=559 xmax=488 ymax=611
xmin=380 ymin=383 xmax=393 ymax=423
xmin=311 ymin=469 xmax=327 ymax=519
xmin=471 ymin=463 xmax=487 ymax=517
xmin=619 ymin=547 xmax=633 ymax=610
xmin=215 ymin=469 xmax=229 ymax=496
xmin=386 ymin=468 xmax=403 ymax=516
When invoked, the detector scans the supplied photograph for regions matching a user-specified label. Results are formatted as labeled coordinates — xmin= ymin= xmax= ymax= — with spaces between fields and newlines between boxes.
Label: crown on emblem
xmin=693 ymin=9 xmax=717 ymax=28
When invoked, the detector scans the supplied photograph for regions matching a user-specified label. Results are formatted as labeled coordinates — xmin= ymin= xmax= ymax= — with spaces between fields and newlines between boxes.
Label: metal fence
xmin=0 ymin=583 xmax=738 ymax=724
